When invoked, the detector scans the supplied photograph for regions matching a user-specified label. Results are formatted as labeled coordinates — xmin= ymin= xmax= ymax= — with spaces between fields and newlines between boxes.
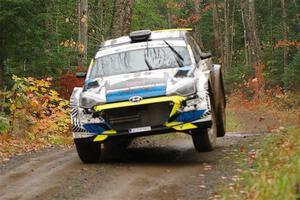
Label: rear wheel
xmin=211 ymin=67 xmax=226 ymax=137
xmin=216 ymin=91 xmax=226 ymax=137
xmin=74 ymin=139 xmax=101 ymax=163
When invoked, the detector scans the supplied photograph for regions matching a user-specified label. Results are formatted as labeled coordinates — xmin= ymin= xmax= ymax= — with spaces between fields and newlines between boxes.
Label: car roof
xmin=99 ymin=29 xmax=192 ymax=50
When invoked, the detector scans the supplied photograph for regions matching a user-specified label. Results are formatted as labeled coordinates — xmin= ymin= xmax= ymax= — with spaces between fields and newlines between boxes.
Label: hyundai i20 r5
xmin=70 ymin=29 xmax=226 ymax=163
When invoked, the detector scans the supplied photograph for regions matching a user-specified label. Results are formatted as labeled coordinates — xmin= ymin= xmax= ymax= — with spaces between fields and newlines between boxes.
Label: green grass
xmin=226 ymin=109 xmax=245 ymax=132
xmin=0 ymin=114 xmax=10 ymax=134
xmin=219 ymin=126 xmax=300 ymax=200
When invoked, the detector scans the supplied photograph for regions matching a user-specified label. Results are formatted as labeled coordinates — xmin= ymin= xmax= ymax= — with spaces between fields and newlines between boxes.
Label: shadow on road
xmin=100 ymin=144 xmax=220 ymax=167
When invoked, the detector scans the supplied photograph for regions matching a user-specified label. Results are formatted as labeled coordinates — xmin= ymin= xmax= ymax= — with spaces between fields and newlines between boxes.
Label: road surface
xmin=0 ymin=133 xmax=262 ymax=200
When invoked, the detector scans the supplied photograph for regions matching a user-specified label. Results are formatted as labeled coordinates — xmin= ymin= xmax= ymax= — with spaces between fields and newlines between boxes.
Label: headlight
xmin=175 ymin=83 xmax=196 ymax=96
xmin=80 ymin=96 xmax=98 ymax=108
xmin=79 ymin=92 xmax=105 ymax=109
xmin=166 ymin=78 xmax=197 ymax=96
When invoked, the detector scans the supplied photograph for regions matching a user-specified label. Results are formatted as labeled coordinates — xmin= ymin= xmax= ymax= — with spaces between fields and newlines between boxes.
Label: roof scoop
xmin=129 ymin=30 xmax=151 ymax=42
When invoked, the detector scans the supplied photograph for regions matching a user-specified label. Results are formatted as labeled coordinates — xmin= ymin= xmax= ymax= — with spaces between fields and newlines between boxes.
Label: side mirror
xmin=76 ymin=71 xmax=87 ymax=78
xmin=200 ymin=52 xmax=212 ymax=60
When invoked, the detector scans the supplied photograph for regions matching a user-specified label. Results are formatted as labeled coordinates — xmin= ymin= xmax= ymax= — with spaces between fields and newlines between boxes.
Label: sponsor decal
xmin=129 ymin=96 xmax=143 ymax=103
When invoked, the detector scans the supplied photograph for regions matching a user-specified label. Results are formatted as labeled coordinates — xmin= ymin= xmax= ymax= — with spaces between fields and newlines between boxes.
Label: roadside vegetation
xmin=218 ymin=126 xmax=300 ymax=200
xmin=217 ymin=92 xmax=300 ymax=200
xmin=0 ymin=0 xmax=299 ymax=197
xmin=0 ymin=76 xmax=71 ymax=161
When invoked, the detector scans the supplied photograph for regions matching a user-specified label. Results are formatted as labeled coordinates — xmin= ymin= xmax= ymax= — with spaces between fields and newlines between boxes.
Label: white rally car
xmin=70 ymin=29 xmax=226 ymax=163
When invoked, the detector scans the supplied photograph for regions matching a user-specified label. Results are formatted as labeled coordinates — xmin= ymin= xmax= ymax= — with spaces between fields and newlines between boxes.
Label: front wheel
xmin=192 ymin=128 xmax=216 ymax=152
xmin=192 ymin=93 xmax=217 ymax=152
xmin=74 ymin=139 xmax=101 ymax=163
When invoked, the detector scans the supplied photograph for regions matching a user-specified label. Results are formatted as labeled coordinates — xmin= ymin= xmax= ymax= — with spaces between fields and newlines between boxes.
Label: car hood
xmin=82 ymin=67 xmax=196 ymax=103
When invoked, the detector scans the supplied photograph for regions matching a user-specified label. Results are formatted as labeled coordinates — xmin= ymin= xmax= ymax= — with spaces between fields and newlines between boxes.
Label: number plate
xmin=129 ymin=126 xmax=151 ymax=133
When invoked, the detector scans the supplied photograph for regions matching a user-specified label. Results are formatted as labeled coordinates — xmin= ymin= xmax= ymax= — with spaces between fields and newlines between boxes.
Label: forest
xmin=0 ymin=0 xmax=299 ymax=95
xmin=0 ymin=1 xmax=300 ymax=199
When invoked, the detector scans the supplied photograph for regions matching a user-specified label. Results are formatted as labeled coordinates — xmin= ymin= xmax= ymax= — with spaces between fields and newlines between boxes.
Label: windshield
xmin=89 ymin=46 xmax=191 ymax=78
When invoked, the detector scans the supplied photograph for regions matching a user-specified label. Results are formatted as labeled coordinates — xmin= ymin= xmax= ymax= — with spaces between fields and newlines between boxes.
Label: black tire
xmin=74 ymin=139 xmax=101 ymax=163
xmin=103 ymin=138 xmax=132 ymax=153
xmin=216 ymin=88 xmax=226 ymax=137
xmin=211 ymin=66 xmax=226 ymax=137
xmin=192 ymin=96 xmax=217 ymax=152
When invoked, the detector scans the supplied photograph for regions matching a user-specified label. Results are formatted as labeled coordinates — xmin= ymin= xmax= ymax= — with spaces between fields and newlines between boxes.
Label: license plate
xmin=129 ymin=126 xmax=151 ymax=133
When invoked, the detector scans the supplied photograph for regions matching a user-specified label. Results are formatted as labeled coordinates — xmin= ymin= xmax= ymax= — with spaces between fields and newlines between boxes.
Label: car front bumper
xmin=71 ymin=95 xmax=212 ymax=142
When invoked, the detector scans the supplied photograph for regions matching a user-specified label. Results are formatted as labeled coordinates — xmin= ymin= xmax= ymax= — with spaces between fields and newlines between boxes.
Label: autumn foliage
xmin=0 ymin=76 xmax=70 ymax=136
xmin=274 ymin=40 xmax=300 ymax=48
xmin=0 ymin=76 xmax=72 ymax=161
xmin=55 ymin=72 xmax=84 ymax=99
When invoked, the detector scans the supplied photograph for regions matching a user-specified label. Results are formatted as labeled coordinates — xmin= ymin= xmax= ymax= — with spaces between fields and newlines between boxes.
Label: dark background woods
xmin=0 ymin=0 xmax=299 ymax=96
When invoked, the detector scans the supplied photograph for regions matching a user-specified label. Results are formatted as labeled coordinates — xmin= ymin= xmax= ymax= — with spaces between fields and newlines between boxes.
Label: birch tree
xmin=240 ymin=0 xmax=260 ymax=67
xmin=212 ymin=0 xmax=224 ymax=67
xmin=79 ymin=0 xmax=88 ymax=65
xmin=280 ymin=0 xmax=288 ymax=70
xmin=224 ymin=0 xmax=231 ymax=71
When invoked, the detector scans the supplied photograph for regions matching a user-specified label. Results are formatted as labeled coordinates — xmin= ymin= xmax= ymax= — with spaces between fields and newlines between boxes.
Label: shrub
xmin=224 ymin=64 xmax=254 ymax=96
xmin=0 ymin=115 xmax=10 ymax=134
xmin=282 ymin=51 xmax=300 ymax=91
xmin=1 ymin=75 xmax=69 ymax=136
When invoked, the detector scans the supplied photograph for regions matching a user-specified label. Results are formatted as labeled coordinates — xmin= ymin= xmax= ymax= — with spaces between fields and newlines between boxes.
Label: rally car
xmin=70 ymin=29 xmax=226 ymax=163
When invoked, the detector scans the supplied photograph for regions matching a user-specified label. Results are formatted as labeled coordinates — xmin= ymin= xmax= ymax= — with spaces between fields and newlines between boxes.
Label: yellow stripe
xmin=94 ymin=96 xmax=185 ymax=118
xmin=153 ymin=28 xmax=193 ymax=32
xmin=93 ymin=135 xmax=108 ymax=142
xmin=169 ymin=99 xmax=182 ymax=117
xmin=93 ymin=130 xmax=116 ymax=142
xmin=89 ymin=59 xmax=94 ymax=68
xmin=171 ymin=123 xmax=198 ymax=131
xmin=165 ymin=121 xmax=182 ymax=127
xmin=102 ymin=130 xmax=117 ymax=135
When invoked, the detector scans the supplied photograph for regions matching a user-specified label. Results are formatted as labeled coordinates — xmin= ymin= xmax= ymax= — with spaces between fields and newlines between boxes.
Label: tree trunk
xmin=224 ymin=0 xmax=230 ymax=71
xmin=280 ymin=0 xmax=288 ymax=70
xmin=0 ymin=8 xmax=5 ymax=88
xmin=0 ymin=40 xmax=4 ymax=88
xmin=240 ymin=0 xmax=260 ymax=67
xmin=79 ymin=0 xmax=88 ymax=66
xmin=99 ymin=0 xmax=104 ymax=40
xmin=230 ymin=0 xmax=236 ymax=68
xmin=0 ymin=60 xmax=4 ymax=88
xmin=167 ymin=9 xmax=172 ymax=29
xmin=249 ymin=0 xmax=260 ymax=61
xmin=240 ymin=0 xmax=264 ymax=97
xmin=212 ymin=0 xmax=224 ymax=67
xmin=123 ymin=0 xmax=134 ymax=35
xmin=241 ymin=6 xmax=249 ymax=66
xmin=111 ymin=0 xmax=134 ymax=38
xmin=193 ymin=0 xmax=204 ymax=50
xmin=270 ymin=0 xmax=274 ymax=58
xmin=291 ymin=0 xmax=299 ymax=23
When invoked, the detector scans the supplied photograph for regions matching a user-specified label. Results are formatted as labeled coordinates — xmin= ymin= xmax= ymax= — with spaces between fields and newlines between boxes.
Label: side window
xmin=187 ymin=35 xmax=202 ymax=63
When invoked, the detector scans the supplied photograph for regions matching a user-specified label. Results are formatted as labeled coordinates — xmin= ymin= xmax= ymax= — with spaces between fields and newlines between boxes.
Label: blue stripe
xmin=83 ymin=123 xmax=109 ymax=134
xmin=174 ymin=110 xmax=206 ymax=123
xmin=106 ymin=85 xmax=166 ymax=103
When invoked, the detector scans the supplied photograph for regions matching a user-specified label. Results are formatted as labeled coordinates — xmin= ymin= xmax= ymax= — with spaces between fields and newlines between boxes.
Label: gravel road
xmin=0 ymin=133 xmax=262 ymax=200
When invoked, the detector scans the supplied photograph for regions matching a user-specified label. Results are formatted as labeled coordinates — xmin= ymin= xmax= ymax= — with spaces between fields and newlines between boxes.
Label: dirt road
xmin=0 ymin=133 xmax=262 ymax=200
